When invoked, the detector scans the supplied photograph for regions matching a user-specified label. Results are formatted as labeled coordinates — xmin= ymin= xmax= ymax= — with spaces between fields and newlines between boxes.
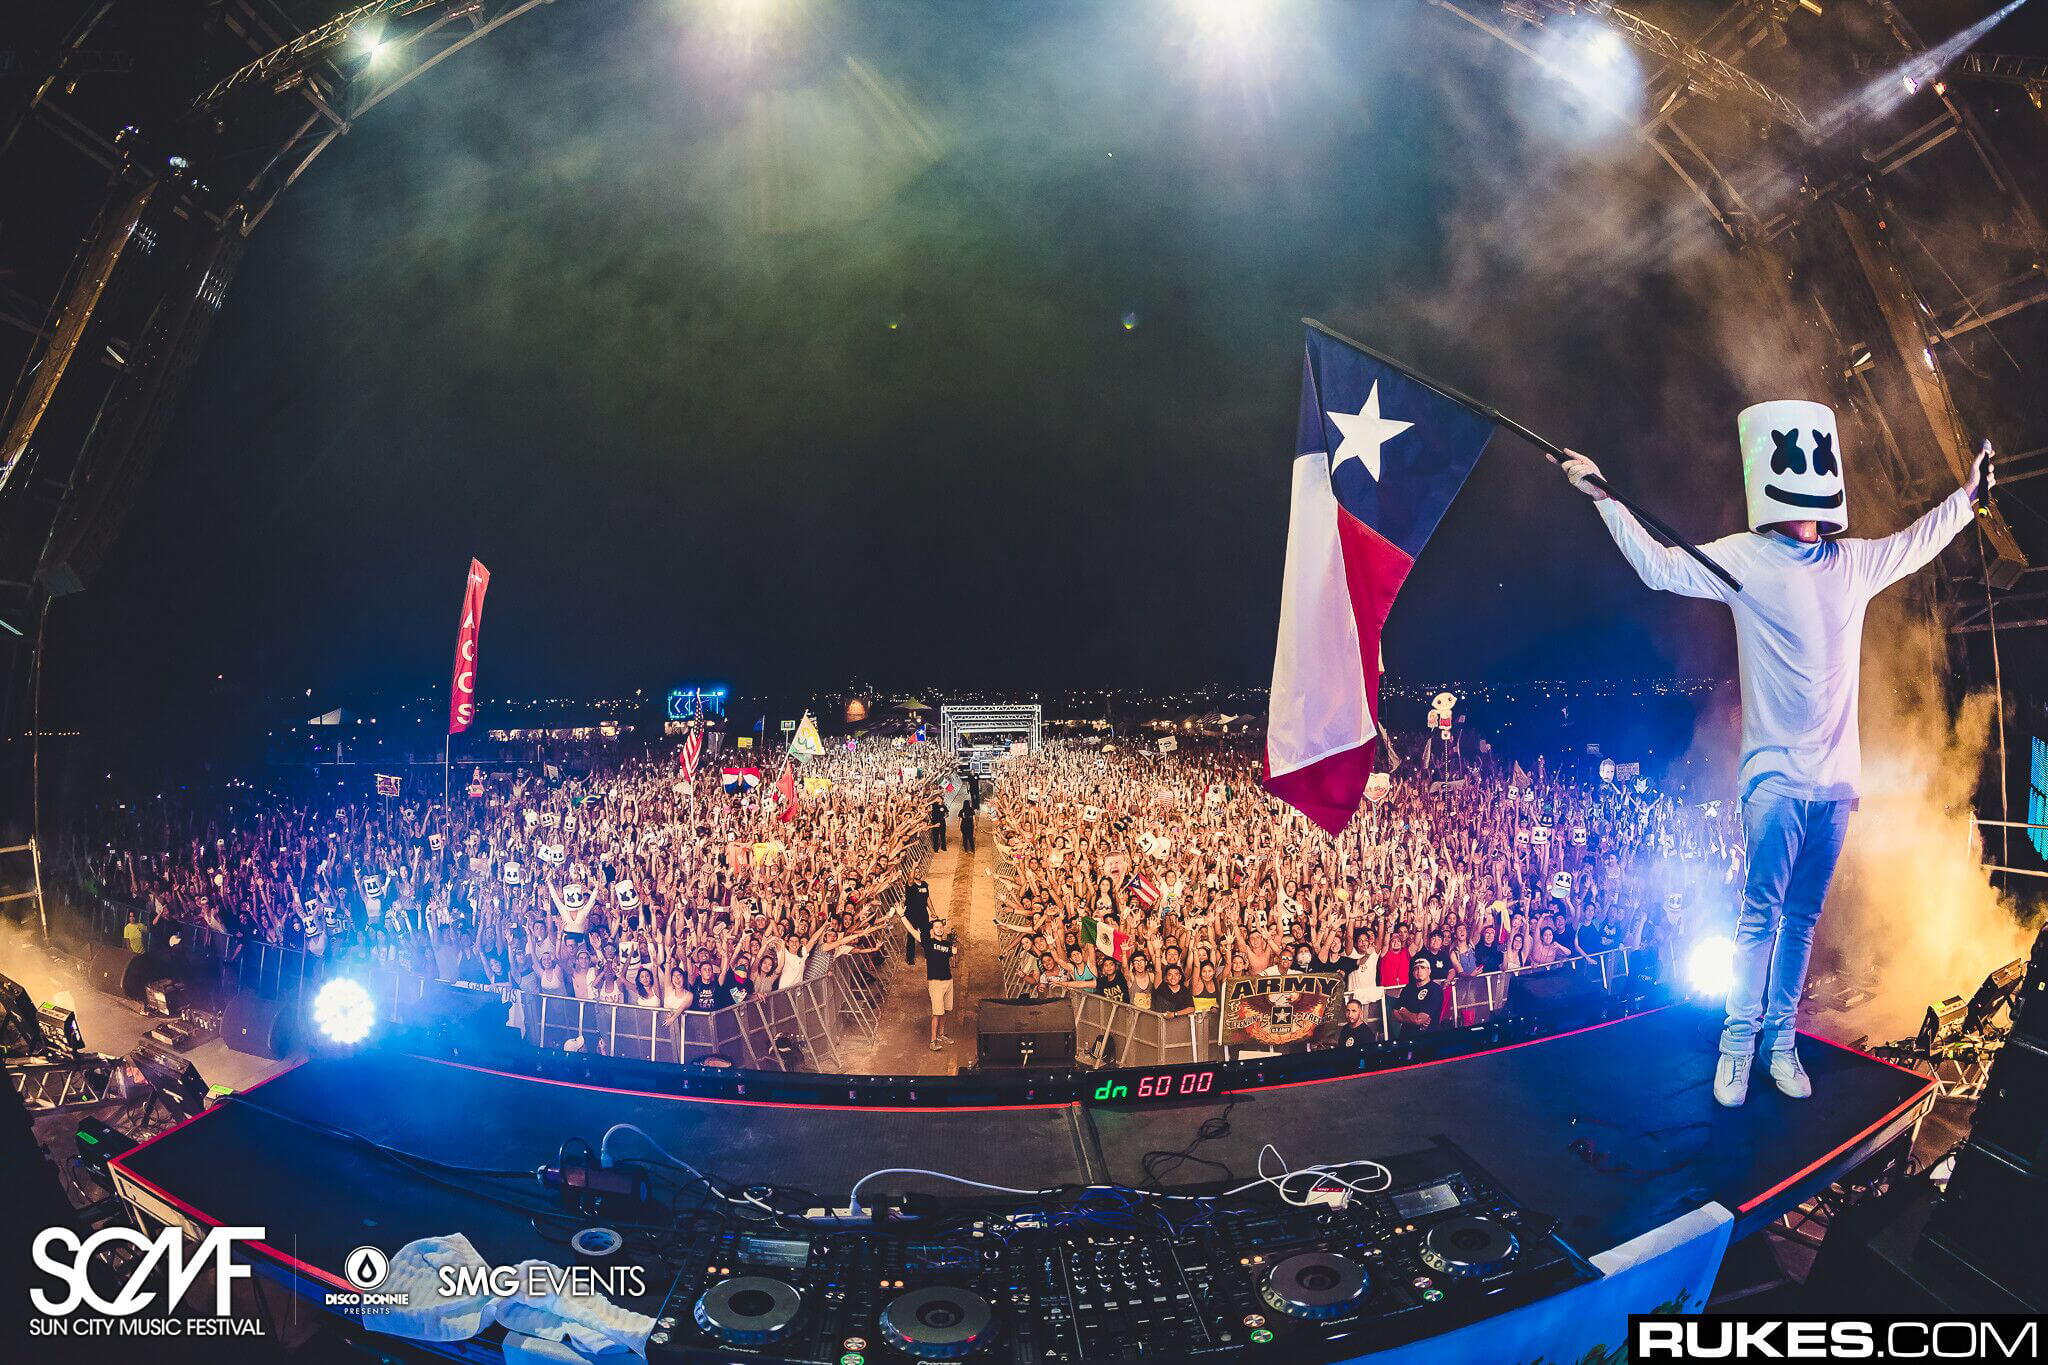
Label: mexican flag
xmin=1081 ymin=916 xmax=1130 ymax=962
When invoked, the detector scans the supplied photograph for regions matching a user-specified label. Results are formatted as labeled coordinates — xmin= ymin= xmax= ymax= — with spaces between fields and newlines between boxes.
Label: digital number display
xmin=738 ymin=1236 xmax=811 ymax=1268
xmin=1392 ymin=1182 xmax=1461 ymax=1219
xmin=1088 ymin=1070 xmax=1219 ymax=1104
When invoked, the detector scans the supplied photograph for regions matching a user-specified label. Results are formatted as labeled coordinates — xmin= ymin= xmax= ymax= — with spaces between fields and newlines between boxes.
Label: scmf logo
xmin=31 ymin=1226 xmax=264 ymax=1316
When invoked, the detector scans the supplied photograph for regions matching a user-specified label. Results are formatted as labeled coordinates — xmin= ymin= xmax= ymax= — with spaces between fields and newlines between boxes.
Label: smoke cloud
xmin=1381 ymin=10 xmax=2040 ymax=1025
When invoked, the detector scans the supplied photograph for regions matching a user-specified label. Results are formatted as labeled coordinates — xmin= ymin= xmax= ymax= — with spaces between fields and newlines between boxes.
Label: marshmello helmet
xmin=1738 ymin=400 xmax=1846 ymax=534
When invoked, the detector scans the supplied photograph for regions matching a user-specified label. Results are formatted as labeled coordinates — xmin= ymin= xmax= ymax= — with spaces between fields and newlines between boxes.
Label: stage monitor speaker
xmin=220 ymin=992 xmax=296 ymax=1060
xmin=0 ymin=972 xmax=38 ymax=1056
xmin=2012 ymin=928 xmax=2048 ymax=1046
xmin=89 ymin=945 xmax=152 ymax=1000
xmin=1503 ymin=967 xmax=1607 ymax=1032
xmin=1958 ymin=1036 xmax=2048 ymax=1173
xmin=1927 ymin=1144 xmax=2048 ymax=1308
xmin=977 ymin=997 xmax=1076 ymax=1069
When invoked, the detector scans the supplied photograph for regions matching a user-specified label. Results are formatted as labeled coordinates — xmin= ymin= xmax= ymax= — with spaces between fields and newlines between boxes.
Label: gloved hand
xmin=1559 ymin=450 xmax=1608 ymax=501
xmin=1965 ymin=441 xmax=1996 ymax=502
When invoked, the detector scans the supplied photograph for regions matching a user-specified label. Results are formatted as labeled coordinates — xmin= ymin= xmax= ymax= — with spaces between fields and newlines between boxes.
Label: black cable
xmin=1139 ymin=1099 xmax=1238 ymax=1188
xmin=218 ymin=1093 xmax=651 ymax=1230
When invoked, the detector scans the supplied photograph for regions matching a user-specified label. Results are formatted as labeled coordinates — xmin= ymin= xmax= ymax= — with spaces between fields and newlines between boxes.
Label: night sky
xmin=52 ymin=0 xmax=1884 ymax=732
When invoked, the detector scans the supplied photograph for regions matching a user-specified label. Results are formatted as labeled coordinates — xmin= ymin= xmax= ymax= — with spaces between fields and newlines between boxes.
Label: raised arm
xmin=1843 ymin=455 xmax=1984 ymax=596
xmin=1561 ymin=452 xmax=1733 ymax=602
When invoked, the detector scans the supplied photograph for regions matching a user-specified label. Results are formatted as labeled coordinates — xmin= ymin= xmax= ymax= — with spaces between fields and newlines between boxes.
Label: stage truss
xmin=939 ymin=705 xmax=1043 ymax=758
xmin=1435 ymin=0 xmax=2043 ymax=597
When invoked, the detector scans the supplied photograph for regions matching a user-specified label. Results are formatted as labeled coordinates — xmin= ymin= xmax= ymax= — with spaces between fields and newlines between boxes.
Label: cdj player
xmin=641 ymin=1139 xmax=1595 ymax=1363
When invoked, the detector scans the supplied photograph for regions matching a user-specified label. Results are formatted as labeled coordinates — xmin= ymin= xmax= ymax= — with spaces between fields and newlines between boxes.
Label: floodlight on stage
xmin=313 ymin=978 xmax=376 ymax=1046
xmin=1685 ymin=936 xmax=1736 ymax=998
xmin=1583 ymin=27 xmax=1627 ymax=67
xmin=1527 ymin=17 xmax=1645 ymax=134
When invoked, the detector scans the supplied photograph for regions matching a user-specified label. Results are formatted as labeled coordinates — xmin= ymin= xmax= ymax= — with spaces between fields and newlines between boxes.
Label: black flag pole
xmin=1301 ymin=318 xmax=1743 ymax=594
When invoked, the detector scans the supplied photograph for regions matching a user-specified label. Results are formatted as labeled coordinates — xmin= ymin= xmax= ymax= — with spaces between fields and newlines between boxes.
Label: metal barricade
xmin=1066 ymin=989 xmax=1219 ymax=1068
xmin=522 ymin=992 xmax=680 ymax=1062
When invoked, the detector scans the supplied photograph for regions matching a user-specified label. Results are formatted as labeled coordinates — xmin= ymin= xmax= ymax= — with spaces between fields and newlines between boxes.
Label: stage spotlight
xmin=1526 ymin=17 xmax=1644 ymax=135
xmin=313 ymin=979 xmax=376 ymax=1046
xmin=1685 ymin=936 xmax=1736 ymax=998
xmin=1583 ymin=26 xmax=1627 ymax=67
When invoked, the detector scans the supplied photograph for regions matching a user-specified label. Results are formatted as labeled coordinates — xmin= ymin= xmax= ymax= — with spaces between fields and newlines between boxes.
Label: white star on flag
xmin=1327 ymin=381 xmax=1412 ymax=482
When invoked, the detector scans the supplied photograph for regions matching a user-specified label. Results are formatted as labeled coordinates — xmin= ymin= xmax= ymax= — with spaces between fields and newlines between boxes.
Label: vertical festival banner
xmin=449 ymin=558 xmax=491 ymax=733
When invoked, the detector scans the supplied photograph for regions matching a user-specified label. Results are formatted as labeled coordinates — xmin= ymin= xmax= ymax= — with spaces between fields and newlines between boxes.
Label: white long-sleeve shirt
xmin=1595 ymin=488 xmax=1974 ymax=803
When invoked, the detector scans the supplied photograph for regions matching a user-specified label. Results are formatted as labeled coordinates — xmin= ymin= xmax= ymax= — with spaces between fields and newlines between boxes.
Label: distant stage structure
xmin=940 ymin=704 xmax=1042 ymax=775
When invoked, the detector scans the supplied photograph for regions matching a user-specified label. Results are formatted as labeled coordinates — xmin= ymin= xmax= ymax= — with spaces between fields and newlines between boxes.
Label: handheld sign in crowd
xmin=1217 ymin=973 xmax=1345 ymax=1048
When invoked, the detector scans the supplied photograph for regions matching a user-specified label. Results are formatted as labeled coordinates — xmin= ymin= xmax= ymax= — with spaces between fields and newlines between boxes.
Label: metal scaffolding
xmin=939 ymin=705 xmax=1043 ymax=756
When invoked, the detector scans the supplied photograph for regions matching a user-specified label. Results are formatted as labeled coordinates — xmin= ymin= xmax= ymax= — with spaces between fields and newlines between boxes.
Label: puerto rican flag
xmin=1265 ymin=325 xmax=1495 ymax=834
xmin=1124 ymin=873 xmax=1161 ymax=910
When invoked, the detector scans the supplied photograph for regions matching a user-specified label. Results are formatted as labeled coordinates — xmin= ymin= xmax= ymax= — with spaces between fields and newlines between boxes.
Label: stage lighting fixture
xmin=313 ymin=978 xmax=376 ymax=1046
xmin=1583 ymin=27 xmax=1627 ymax=66
xmin=38 ymin=1003 xmax=84 ymax=1053
xmin=1684 ymin=936 xmax=1736 ymax=998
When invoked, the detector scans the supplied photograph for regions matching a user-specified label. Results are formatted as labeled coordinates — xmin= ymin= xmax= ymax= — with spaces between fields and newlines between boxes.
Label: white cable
xmin=845 ymin=1148 xmax=1391 ymax=1220
xmin=847 ymin=1168 xmax=1048 ymax=1217
xmin=599 ymin=1123 xmax=776 ymax=1216
xmin=1217 ymin=1144 xmax=1393 ymax=1206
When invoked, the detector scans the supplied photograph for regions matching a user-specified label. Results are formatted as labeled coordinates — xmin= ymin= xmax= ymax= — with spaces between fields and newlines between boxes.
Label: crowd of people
xmin=53 ymin=722 xmax=1743 ymax=1048
xmin=991 ymin=736 xmax=1742 ymax=1037
xmin=61 ymin=741 xmax=931 ymax=1014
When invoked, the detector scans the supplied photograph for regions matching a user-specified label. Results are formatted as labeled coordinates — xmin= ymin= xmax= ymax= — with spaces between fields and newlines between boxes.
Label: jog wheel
xmin=1420 ymin=1216 xmax=1520 ymax=1279
xmin=1259 ymin=1251 xmax=1368 ymax=1321
xmin=879 ymin=1286 xmax=998 ymax=1359
xmin=693 ymin=1276 xmax=803 ymax=1345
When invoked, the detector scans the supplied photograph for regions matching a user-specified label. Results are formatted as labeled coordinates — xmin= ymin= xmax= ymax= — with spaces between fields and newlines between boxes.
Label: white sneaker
xmin=1713 ymin=1054 xmax=1750 ymax=1108
xmin=1767 ymin=1051 xmax=1811 ymax=1099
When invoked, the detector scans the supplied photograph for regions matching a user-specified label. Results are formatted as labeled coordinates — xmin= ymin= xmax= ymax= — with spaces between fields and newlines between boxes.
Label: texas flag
xmin=1265 ymin=325 xmax=1495 ymax=834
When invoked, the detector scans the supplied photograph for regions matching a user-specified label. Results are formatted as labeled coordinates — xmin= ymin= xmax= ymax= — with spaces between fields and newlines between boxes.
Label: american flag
xmin=680 ymin=728 xmax=702 ymax=775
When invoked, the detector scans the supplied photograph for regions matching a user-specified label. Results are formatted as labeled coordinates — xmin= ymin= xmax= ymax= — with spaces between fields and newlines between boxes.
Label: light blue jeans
xmin=1722 ymin=790 xmax=1853 ymax=1061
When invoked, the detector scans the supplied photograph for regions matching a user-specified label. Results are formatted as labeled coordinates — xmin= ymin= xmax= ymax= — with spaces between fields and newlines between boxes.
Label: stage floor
xmin=110 ymin=1004 xmax=1934 ymax=1298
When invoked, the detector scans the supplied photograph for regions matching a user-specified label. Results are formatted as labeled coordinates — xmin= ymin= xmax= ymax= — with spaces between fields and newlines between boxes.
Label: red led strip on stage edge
xmin=105 ymin=1063 xmax=355 ymax=1295
xmin=1734 ymin=1031 xmax=1938 ymax=1215
xmin=422 ymin=1006 xmax=1681 ymax=1111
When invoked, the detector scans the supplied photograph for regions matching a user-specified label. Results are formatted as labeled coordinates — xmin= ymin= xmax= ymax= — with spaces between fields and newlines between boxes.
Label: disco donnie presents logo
xmin=28 ymin=1224 xmax=269 ymax=1338
xmin=320 ymin=1244 xmax=414 ymax=1316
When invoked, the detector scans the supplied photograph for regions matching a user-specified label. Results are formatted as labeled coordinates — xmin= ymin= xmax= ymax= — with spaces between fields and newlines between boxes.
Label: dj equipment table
xmin=110 ymin=1005 xmax=1933 ymax=1362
